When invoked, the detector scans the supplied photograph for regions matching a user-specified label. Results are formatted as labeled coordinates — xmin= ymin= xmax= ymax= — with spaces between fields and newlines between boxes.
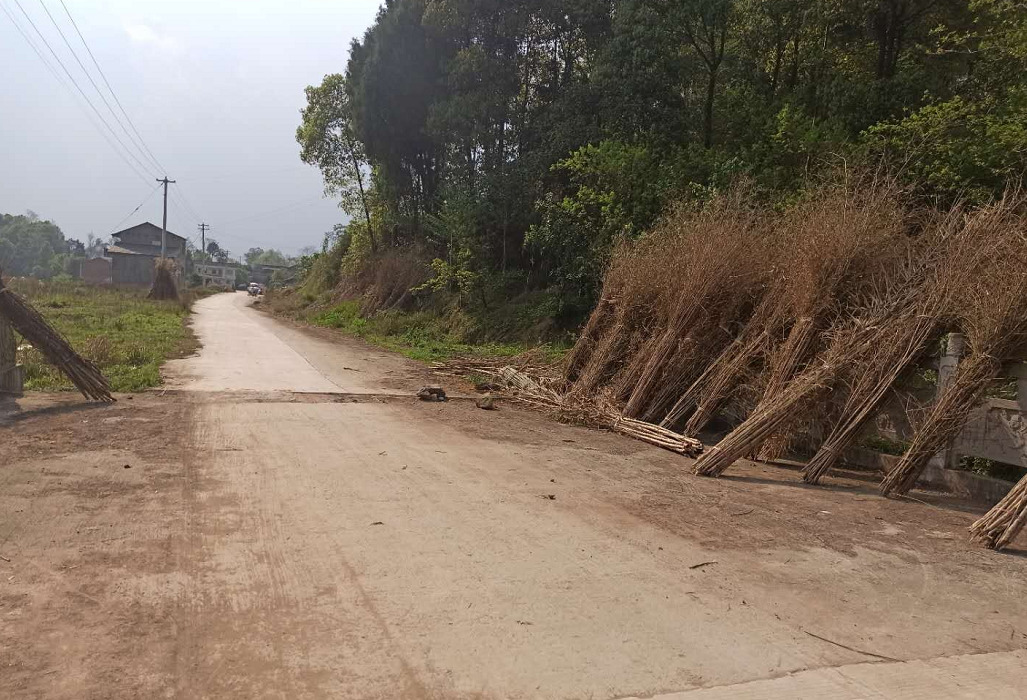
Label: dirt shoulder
xmin=0 ymin=393 xmax=194 ymax=699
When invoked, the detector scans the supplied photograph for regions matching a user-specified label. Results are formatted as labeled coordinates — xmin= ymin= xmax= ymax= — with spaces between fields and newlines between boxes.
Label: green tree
xmin=298 ymin=74 xmax=378 ymax=251
xmin=206 ymin=240 xmax=229 ymax=263
xmin=0 ymin=213 xmax=67 ymax=278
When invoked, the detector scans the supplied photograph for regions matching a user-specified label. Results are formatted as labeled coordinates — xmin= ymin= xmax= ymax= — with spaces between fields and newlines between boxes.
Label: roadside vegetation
xmin=284 ymin=0 xmax=1027 ymax=347
xmin=266 ymin=289 xmax=569 ymax=363
xmin=272 ymin=0 xmax=1027 ymax=502
xmin=8 ymin=278 xmax=201 ymax=392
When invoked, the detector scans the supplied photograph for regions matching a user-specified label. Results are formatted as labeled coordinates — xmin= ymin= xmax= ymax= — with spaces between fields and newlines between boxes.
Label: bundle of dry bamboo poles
xmin=696 ymin=241 xmax=956 ymax=480
xmin=439 ymin=360 xmax=702 ymax=457
xmin=0 ymin=274 xmax=113 ymax=402
xmin=969 ymin=475 xmax=1027 ymax=550
xmin=881 ymin=194 xmax=1027 ymax=496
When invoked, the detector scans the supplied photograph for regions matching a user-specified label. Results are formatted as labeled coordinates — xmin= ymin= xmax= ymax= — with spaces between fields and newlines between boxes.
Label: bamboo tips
xmin=0 ymin=274 xmax=114 ymax=402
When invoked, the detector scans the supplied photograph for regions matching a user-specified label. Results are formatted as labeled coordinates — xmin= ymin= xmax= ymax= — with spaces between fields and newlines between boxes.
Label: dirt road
xmin=2 ymin=292 xmax=1026 ymax=699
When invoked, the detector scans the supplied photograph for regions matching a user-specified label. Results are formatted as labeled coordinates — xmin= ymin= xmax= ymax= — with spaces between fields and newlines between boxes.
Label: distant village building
xmin=249 ymin=263 xmax=299 ymax=286
xmin=78 ymin=257 xmax=112 ymax=285
xmin=194 ymin=262 xmax=237 ymax=289
xmin=107 ymin=222 xmax=186 ymax=287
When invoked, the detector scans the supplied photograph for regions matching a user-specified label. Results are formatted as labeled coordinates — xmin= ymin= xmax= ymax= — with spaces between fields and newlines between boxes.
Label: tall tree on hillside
xmin=675 ymin=0 xmax=734 ymax=148
xmin=346 ymin=0 xmax=447 ymax=229
xmin=297 ymin=73 xmax=378 ymax=252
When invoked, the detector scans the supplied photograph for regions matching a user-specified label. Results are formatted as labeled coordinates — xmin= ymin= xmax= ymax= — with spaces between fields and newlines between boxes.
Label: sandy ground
xmin=2 ymin=291 xmax=1026 ymax=699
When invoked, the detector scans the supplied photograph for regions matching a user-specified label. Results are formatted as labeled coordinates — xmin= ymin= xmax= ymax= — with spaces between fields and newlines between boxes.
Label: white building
xmin=194 ymin=263 xmax=237 ymax=289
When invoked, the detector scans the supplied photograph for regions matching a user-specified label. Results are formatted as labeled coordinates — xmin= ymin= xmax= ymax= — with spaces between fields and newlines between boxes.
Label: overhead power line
xmin=216 ymin=195 xmax=326 ymax=227
xmin=106 ymin=183 xmax=162 ymax=234
xmin=9 ymin=0 xmax=155 ymax=185
xmin=1 ymin=0 xmax=60 ymax=84
xmin=1 ymin=0 xmax=149 ymax=189
xmin=56 ymin=0 xmax=167 ymax=175
xmin=5 ymin=0 xmax=204 ymax=235
xmin=52 ymin=0 xmax=209 ymax=229
xmin=35 ymin=0 xmax=161 ymax=175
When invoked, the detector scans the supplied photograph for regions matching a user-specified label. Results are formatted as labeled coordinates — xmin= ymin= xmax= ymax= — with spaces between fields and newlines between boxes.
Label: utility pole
xmin=156 ymin=177 xmax=176 ymax=259
xmin=198 ymin=223 xmax=210 ymax=256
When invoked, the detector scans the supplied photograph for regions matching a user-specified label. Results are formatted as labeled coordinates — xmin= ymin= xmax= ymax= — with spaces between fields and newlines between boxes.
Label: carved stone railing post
xmin=930 ymin=333 xmax=965 ymax=470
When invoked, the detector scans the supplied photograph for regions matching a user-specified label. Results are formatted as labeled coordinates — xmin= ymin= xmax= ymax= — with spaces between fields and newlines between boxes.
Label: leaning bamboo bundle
xmin=969 ymin=473 xmax=1027 ymax=550
xmin=565 ymin=296 xmax=617 ymax=381
xmin=636 ymin=275 xmax=767 ymax=424
xmin=692 ymin=358 xmax=836 ymax=476
xmin=0 ymin=274 xmax=113 ymax=402
xmin=879 ymin=352 xmax=1003 ymax=496
xmin=803 ymin=211 xmax=970 ymax=484
xmin=802 ymin=316 xmax=936 ymax=483
xmin=618 ymin=195 xmax=765 ymax=419
xmin=671 ymin=308 xmax=775 ymax=434
xmin=693 ymin=264 xmax=924 ymax=479
xmin=749 ymin=177 xmax=911 ymax=461
xmin=880 ymin=192 xmax=1027 ymax=497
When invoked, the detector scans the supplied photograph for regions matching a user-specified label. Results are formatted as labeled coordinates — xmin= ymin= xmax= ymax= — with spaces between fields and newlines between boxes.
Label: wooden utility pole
xmin=0 ymin=316 xmax=23 ymax=395
xmin=156 ymin=177 xmax=176 ymax=259
xmin=198 ymin=222 xmax=210 ymax=256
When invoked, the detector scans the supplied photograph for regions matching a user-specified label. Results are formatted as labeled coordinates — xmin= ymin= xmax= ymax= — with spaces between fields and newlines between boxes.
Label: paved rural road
xmin=4 ymin=292 xmax=1027 ymax=699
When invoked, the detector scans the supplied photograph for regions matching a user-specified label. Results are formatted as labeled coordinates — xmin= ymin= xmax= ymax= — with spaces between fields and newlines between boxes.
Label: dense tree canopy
xmin=299 ymin=0 xmax=1027 ymax=307
xmin=0 ymin=213 xmax=70 ymax=278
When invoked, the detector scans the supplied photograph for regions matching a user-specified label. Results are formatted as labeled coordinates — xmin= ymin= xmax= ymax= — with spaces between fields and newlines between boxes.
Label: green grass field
xmin=8 ymin=278 xmax=201 ymax=392
xmin=306 ymin=300 xmax=568 ymax=363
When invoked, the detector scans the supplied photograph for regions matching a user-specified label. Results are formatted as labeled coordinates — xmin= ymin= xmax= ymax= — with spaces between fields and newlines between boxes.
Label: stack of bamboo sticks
xmin=970 ymin=475 xmax=1027 ymax=550
xmin=0 ymin=274 xmax=113 ymax=402
xmin=439 ymin=360 xmax=703 ymax=457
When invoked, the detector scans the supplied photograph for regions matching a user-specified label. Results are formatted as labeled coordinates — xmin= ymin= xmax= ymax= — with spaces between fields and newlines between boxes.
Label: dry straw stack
xmin=148 ymin=258 xmax=180 ymax=300
xmin=0 ymin=273 xmax=114 ymax=402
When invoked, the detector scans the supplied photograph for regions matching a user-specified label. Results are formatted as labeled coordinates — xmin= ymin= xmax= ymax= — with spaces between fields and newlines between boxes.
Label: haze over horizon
xmin=0 ymin=0 xmax=382 ymax=256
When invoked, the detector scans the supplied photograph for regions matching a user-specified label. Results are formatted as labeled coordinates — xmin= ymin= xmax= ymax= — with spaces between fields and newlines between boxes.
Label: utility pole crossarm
xmin=198 ymin=222 xmax=210 ymax=257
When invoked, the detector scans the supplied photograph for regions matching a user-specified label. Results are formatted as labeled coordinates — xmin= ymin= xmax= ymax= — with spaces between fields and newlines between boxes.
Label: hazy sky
xmin=0 ymin=0 xmax=381 ymax=256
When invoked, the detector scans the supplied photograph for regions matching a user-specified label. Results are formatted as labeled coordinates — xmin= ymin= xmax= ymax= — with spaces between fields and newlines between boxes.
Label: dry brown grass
xmin=334 ymin=246 xmax=432 ymax=315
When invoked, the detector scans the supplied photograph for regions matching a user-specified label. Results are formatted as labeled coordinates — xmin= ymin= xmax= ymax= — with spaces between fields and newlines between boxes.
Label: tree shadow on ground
xmin=719 ymin=460 xmax=988 ymax=517
xmin=0 ymin=395 xmax=109 ymax=426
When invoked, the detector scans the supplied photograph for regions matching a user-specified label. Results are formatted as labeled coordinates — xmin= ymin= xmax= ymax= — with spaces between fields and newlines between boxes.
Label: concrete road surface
xmin=3 ymin=291 xmax=1025 ymax=699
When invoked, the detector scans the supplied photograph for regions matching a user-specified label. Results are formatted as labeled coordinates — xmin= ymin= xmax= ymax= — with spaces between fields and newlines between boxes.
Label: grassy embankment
xmin=8 ymin=278 xmax=209 ymax=392
xmin=265 ymin=288 xmax=571 ymax=364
